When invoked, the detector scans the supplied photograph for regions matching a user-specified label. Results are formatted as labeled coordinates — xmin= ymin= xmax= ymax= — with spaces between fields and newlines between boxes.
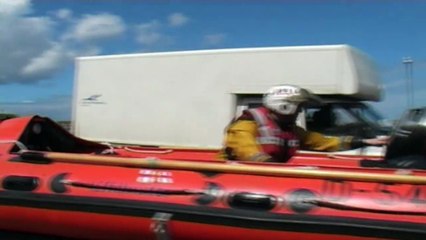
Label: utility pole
xmin=402 ymin=57 xmax=414 ymax=108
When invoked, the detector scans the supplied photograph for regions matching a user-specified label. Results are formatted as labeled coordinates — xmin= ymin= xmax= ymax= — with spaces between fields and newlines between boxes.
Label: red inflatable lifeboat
xmin=0 ymin=108 xmax=425 ymax=240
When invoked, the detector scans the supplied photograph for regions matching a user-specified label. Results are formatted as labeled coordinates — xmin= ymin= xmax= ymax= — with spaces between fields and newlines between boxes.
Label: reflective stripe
xmin=249 ymin=152 xmax=270 ymax=161
xmin=288 ymin=139 xmax=300 ymax=148
xmin=258 ymin=126 xmax=273 ymax=137
xmin=242 ymin=107 xmax=300 ymax=162
xmin=249 ymin=109 xmax=275 ymax=136
xmin=257 ymin=137 xmax=300 ymax=147
xmin=248 ymin=108 xmax=267 ymax=126
xmin=257 ymin=136 xmax=281 ymax=145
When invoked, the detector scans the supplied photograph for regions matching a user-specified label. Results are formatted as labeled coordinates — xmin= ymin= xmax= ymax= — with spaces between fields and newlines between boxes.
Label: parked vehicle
xmin=72 ymin=45 xmax=389 ymax=155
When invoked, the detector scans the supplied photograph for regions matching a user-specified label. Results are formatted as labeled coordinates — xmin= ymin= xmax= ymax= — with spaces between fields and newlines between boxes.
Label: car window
xmin=306 ymin=104 xmax=367 ymax=136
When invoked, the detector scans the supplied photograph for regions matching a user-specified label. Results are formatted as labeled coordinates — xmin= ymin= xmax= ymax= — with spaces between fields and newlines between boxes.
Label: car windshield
xmin=305 ymin=102 xmax=390 ymax=137
xmin=343 ymin=103 xmax=387 ymax=127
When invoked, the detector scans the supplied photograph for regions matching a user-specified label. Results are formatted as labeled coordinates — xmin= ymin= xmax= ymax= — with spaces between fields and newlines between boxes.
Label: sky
xmin=0 ymin=0 xmax=425 ymax=121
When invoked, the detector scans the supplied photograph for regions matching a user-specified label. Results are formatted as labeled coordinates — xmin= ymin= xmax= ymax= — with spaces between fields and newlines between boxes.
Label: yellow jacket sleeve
xmin=295 ymin=127 xmax=352 ymax=151
xmin=219 ymin=120 xmax=271 ymax=161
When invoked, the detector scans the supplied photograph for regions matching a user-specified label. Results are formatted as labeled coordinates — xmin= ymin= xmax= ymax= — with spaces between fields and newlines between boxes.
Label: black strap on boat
xmin=12 ymin=151 xmax=52 ymax=164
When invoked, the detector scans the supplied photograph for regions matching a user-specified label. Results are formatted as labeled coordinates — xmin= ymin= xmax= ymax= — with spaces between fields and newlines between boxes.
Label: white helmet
xmin=263 ymin=85 xmax=321 ymax=115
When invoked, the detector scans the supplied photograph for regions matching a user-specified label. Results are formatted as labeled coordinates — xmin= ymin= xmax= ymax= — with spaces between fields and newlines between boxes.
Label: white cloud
xmin=0 ymin=1 xmax=192 ymax=85
xmin=0 ymin=3 xmax=125 ymax=84
xmin=135 ymin=20 xmax=163 ymax=45
xmin=21 ymin=44 xmax=71 ymax=79
xmin=203 ymin=33 xmax=226 ymax=46
xmin=66 ymin=13 xmax=125 ymax=42
xmin=0 ymin=0 xmax=68 ymax=84
xmin=0 ymin=10 xmax=55 ymax=83
xmin=54 ymin=8 xmax=72 ymax=20
xmin=0 ymin=0 xmax=31 ymax=17
xmin=168 ymin=12 xmax=189 ymax=27
xmin=19 ymin=44 xmax=102 ymax=81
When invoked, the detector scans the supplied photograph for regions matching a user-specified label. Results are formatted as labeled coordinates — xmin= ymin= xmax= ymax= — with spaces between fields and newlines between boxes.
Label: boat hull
xmin=1 ymin=194 xmax=423 ymax=240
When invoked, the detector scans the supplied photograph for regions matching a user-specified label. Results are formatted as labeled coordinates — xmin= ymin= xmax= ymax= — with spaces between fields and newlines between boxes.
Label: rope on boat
xmin=123 ymin=147 xmax=173 ymax=154
xmin=305 ymin=199 xmax=426 ymax=216
xmin=18 ymin=151 xmax=426 ymax=185
xmin=99 ymin=142 xmax=115 ymax=154
xmin=63 ymin=180 xmax=204 ymax=195
xmin=97 ymin=142 xmax=175 ymax=154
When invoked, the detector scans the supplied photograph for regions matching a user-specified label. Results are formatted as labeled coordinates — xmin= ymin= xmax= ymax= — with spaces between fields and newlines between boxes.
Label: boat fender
xmin=228 ymin=192 xmax=277 ymax=211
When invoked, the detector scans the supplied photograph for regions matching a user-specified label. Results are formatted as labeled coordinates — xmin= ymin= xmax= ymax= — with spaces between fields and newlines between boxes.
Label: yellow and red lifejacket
xmin=245 ymin=107 xmax=299 ymax=162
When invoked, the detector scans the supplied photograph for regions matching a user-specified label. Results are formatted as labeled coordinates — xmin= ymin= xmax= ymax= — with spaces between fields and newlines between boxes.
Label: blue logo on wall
xmin=81 ymin=94 xmax=106 ymax=105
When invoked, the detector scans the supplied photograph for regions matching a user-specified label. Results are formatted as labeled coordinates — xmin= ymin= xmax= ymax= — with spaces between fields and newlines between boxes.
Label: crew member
xmin=220 ymin=84 xmax=388 ymax=162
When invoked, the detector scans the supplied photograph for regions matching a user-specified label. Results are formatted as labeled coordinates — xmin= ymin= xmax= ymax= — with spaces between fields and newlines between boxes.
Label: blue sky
xmin=0 ymin=0 xmax=425 ymax=120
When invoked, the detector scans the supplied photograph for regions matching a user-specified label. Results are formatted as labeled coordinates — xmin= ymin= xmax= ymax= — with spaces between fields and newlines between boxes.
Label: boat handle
xmin=2 ymin=175 xmax=39 ymax=191
xmin=151 ymin=212 xmax=173 ymax=240
xmin=228 ymin=192 xmax=277 ymax=211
